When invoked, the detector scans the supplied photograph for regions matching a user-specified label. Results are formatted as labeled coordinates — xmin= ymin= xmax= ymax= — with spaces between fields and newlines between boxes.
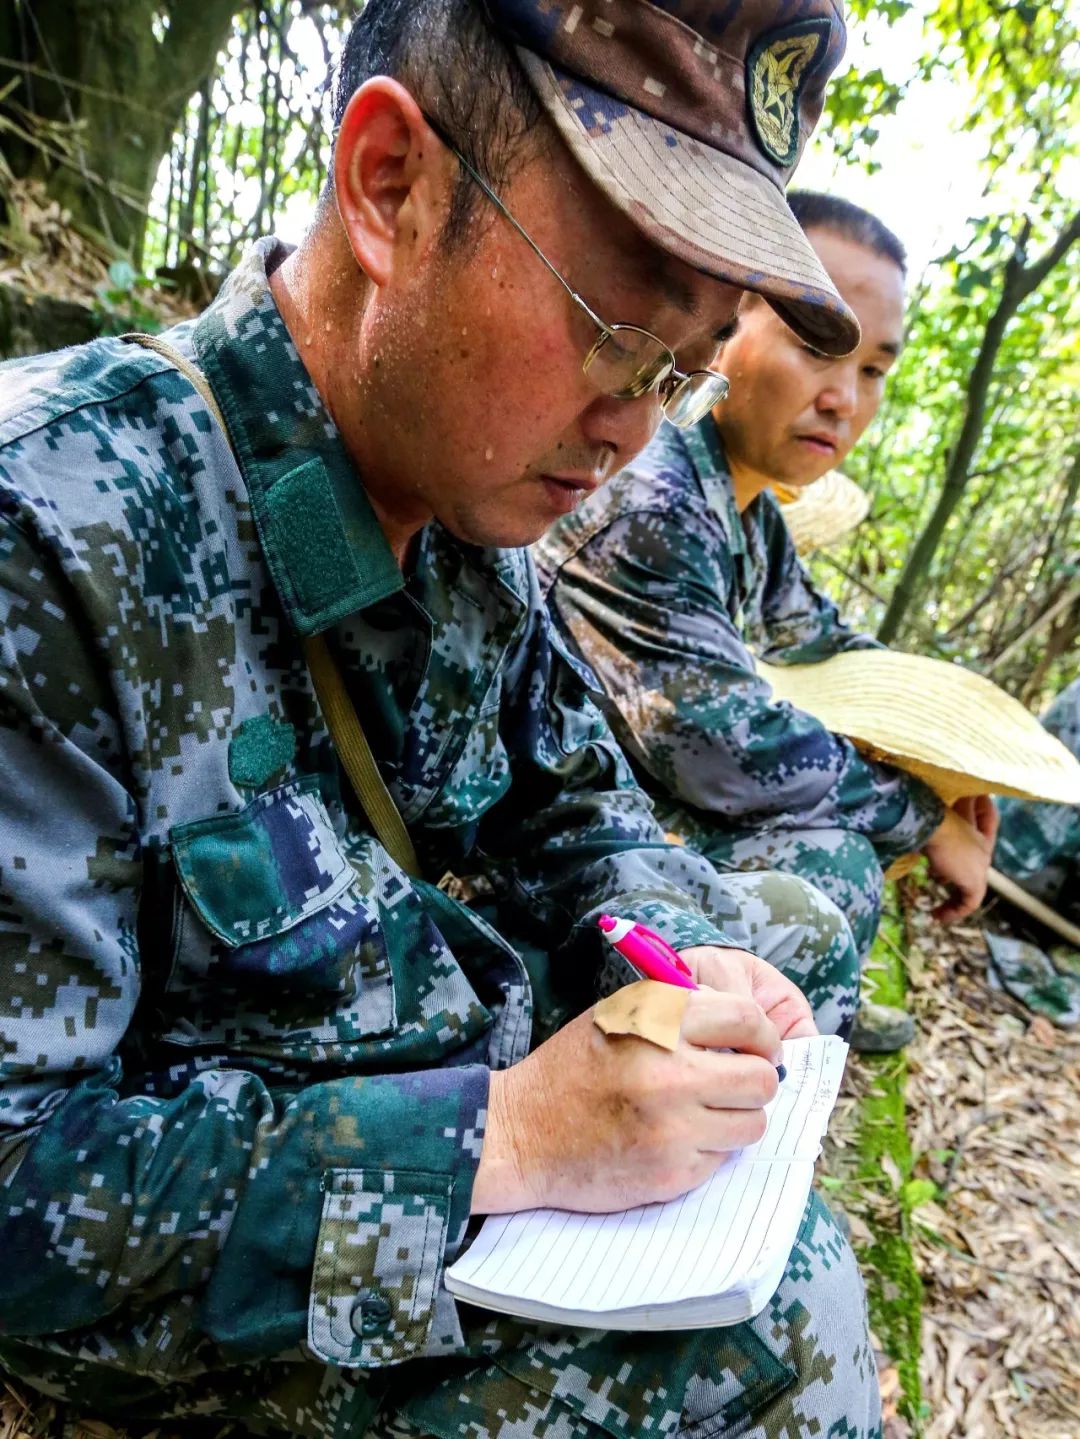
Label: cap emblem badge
xmin=747 ymin=19 xmax=830 ymax=167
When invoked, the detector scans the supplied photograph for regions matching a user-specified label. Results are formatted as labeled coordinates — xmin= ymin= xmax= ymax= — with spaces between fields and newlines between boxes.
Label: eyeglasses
xmin=429 ymin=124 xmax=730 ymax=429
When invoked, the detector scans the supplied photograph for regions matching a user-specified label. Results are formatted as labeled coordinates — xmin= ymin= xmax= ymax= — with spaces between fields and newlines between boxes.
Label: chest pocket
xmin=164 ymin=776 xmax=397 ymax=1058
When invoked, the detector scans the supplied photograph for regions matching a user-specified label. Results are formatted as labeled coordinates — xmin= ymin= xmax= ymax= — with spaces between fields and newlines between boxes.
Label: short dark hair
xmin=788 ymin=191 xmax=907 ymax=275
xmin=326 ymin=0 xmax=544 ymax=246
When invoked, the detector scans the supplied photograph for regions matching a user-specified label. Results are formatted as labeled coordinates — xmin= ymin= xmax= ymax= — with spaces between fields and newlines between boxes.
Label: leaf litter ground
xmin=823 ymin=879 xmax=1080 ymax=1439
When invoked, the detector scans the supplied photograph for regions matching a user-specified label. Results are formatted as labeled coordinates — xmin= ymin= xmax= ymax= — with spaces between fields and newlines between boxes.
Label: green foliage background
xmin=809 ymin=0 xmax=1078 ymax=701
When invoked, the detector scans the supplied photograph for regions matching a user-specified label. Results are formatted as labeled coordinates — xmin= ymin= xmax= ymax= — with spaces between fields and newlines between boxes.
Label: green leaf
xmin=901 ymin=1179 xmax=939 ymax=1211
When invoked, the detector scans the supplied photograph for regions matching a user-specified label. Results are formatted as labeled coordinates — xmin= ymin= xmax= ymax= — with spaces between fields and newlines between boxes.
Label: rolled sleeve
xmin=866 ymin=771 xmax=944 ymax=861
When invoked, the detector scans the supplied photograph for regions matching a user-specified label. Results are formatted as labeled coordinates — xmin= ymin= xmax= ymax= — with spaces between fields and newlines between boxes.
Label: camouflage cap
xmin=485 ymin=0 xmax=860 ymax=355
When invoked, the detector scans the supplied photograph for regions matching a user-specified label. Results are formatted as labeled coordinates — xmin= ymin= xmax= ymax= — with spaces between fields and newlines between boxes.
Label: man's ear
xmin=333 ymin=78 xmax=448 ymax=287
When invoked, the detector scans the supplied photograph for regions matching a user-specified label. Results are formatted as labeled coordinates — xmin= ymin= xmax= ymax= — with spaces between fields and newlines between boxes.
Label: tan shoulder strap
xmin=122 ymin=332 xmax=421 ymax=879
xmin=123 ymin=331 xmax=231 ymax=435
xmin=302 ymin=633 xmax=420 ymax=876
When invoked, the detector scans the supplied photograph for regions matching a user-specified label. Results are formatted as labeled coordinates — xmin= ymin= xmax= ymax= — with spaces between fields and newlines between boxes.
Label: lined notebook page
xmin=446 ymin=1036 xmax=847 ymax=1327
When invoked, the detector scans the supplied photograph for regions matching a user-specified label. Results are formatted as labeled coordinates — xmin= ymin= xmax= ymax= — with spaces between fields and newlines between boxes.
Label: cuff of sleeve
xmin=874 ymin=776 xmax=945 ymax=864
xmin=576 ymin=892 xmax=737 ymax=996
xmin=620 ymin=897 xmax=736 ymax=953
xmin=305 ymin=1065 xmax=489 ymax=1368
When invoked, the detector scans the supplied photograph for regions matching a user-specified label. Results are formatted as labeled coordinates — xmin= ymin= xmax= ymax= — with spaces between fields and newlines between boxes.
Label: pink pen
xmin=597 ymin=915 xmax=699 ymax=990
xmin=597 ymin=915 xmax=787 ymax=1080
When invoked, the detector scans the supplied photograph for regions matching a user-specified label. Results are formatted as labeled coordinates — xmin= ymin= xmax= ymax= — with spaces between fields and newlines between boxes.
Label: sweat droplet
xmin=484 ymin=447 xmax=494 ymax=461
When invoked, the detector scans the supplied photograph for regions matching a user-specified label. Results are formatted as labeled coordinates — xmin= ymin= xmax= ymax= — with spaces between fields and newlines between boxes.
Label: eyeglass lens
xmin=584 ymin=327 xmax=673 ymax=401
xmin=664 ymin=371 xmax=730 ymax=428
xmin=583 ymin=326 xmax=729 ymax=428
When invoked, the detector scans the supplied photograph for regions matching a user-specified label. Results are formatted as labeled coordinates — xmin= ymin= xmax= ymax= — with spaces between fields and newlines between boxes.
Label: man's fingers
xmin=952 ymin=796 xmax=975 ymax=826
xmin=697 ymin=1105 xmax=771 ymax=1154
xmin=782 ymin=1016 xmax=819 ymax=1039
xmin=692 ymin=1052 xmax=779 ymax=1109
xmin=681 ymin=990 xmax=781 ymax=1062
xmin=934 ymin=885 xmax=981 ymax=923
xmin=977 ymin=795 xmax=1001 ymax=843
xmin=679 ymin=945 xmax=755 ymax=994
xmin=761 ymin=989 xmax=818 ymax=1039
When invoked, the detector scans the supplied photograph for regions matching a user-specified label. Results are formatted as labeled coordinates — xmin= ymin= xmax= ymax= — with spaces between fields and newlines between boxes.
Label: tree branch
xmin=1014 ymin=210 xmax=1080 ymax=301
xmin=877 ymin=209 xmax=1080 ymax=645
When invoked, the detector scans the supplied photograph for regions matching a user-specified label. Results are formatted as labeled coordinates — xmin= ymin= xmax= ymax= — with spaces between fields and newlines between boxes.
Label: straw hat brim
xmin=756 ymin=649 xmax=1080 ymax=806
xmin=774 ymin=470 xmax=871 ymax=554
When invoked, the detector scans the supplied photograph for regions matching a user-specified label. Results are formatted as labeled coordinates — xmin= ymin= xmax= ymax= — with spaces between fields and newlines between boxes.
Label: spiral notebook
xmin=446 ymin=1035 xmax=848 ymax=1330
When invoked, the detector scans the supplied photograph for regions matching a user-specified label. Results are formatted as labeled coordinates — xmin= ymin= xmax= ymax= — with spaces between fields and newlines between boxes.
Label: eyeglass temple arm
xmin=445 ymin=141 xmax=611 ymax=338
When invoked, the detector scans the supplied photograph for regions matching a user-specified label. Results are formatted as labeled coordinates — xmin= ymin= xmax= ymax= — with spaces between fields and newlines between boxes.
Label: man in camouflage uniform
xmin=995 ymin=677 xmax=1080 ymax=919
xmin=0 ymin=2 xmax=882 ymax=1437
xmin=538 ymin=195 xmax=997 ymax=1011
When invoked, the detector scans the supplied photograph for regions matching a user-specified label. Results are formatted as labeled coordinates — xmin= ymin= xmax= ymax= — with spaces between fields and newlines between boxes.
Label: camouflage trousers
xmin=696 ymin=867 xmax=860 ymax=1036
xmin=362 ymin=1193 xmax=881 ymax=1439
xmin=656 ymin=802 xmax=884 ymax=965
xmin=995 ymin=677 xmax=1080 ymax=920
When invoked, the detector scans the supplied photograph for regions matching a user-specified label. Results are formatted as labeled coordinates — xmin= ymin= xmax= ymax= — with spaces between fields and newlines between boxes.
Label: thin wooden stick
xmin=986 ymin=866 xmax=1080 ymax=949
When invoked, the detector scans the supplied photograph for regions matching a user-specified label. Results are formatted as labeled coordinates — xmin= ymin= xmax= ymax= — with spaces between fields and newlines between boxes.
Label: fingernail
xmin=776 ymin=1064 xmax=787 ymax=1083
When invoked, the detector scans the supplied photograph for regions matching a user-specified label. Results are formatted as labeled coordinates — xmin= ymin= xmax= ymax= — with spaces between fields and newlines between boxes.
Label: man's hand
xmin=923 ymin=795 xmax=998 ymax=922
xmin=678 ymin=945 xmax=818 ymax=1040
xmin=472 ymin=986 xmax=783 ymax=1216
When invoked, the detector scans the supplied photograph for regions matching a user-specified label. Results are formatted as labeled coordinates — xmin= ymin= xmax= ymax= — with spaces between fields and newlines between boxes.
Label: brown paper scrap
xmin=593 ymin=980 xmax=689 ymax=1052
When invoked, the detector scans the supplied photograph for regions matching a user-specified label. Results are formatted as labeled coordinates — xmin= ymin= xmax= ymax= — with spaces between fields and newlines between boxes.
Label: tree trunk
xmin=877 ymin=211 xmax=1080 ymax=645
xmin=4 ymin=0 xmax=244 ymax=260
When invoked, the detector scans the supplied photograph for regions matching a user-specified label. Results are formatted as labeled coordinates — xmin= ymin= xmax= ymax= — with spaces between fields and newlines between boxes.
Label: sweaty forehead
xmin=622 ymin=237 xmax=733 ymax=323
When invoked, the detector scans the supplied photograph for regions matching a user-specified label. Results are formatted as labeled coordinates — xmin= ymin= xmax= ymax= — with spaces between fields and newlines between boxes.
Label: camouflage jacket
xmin=535 ymin=419 xmax=943 ymax=861
xmin=995 ymin=677 xmax=1080 ymax=914
xmin=0 ymin=240 xmax=744 ymax=1415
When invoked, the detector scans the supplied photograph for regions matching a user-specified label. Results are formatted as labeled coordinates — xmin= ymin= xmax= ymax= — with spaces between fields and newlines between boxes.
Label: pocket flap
xmin=308 ymin=1168 xmax=452 ymax=1367
xmin=170 ymin=777 xmax=355 ymax=948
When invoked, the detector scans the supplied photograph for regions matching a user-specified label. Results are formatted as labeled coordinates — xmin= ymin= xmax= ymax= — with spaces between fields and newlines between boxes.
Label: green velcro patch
xmin=229 ymin=714 xmax=297 ymax=790
xmin=266 ymin=457 xmax=362 ymax=620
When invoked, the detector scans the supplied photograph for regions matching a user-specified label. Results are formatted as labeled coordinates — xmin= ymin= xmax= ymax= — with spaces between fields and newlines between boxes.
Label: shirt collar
xmin=193 ymin=237 xmax=403 ymax=636
xmin=680 ymin=417 xmax=747 ymax=558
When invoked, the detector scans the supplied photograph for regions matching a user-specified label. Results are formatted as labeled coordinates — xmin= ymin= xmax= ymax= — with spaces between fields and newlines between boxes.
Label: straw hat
xmin=772 ymin=470 xmax=871 ymax=554
xmin=755 ymin=649 xmax=1080 ymax=805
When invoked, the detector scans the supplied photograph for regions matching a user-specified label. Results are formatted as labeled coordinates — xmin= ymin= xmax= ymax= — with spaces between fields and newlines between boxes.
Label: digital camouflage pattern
xmin=661 ymin=817 xmax=886 ymax=976
xmin=989 ymin=678 xmax=1080 ymax=1026
xmin=984 ymin=933 xmax=1080 ymax=1028
xmin=995 ymin=677 xmax=1080 ymax=919
xmin=0 ymin=238 xmax=878 ymax=1438
xmin=536 ymin=417 xmax=945 ymax=960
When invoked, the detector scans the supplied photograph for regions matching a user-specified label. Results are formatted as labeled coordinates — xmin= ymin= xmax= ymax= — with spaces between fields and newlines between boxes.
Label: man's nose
xmin=817 ymin=365 xmax=858 ymax=419
xmin=579 ymin=390 xmax=664 ymax=474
